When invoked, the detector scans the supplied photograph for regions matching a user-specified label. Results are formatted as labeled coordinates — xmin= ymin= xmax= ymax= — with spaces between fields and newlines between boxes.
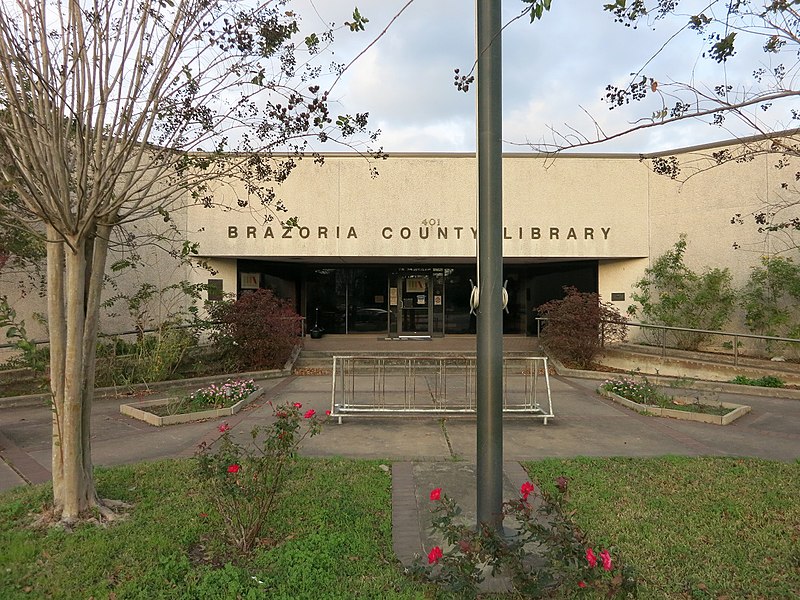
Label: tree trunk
xmin=47 ymin=226 xmax=66 ymax=509
xmin=49 ymin=234 xmax=97 ymax=521
xmin=80 ymin=225 xmax=111 ymax=503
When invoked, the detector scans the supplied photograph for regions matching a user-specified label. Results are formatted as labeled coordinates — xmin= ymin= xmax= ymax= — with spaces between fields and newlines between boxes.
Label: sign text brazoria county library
xmin=226 ymin=224 xmax=612 ymax=241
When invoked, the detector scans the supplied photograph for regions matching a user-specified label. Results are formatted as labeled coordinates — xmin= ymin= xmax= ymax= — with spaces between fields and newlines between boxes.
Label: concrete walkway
xmin=1 ymin=369 xmax=798 ymax=566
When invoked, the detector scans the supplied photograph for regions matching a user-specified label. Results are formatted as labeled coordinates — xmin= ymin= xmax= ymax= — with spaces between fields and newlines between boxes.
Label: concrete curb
xmin=544 ymin=352 xmax=800 ymax=400
xmin=597 ymin=388 xmax=751 ymax=426
xmin=120 ymin=388 xmax=265 ymax=427
xmin=0 ymin=345 xmax=302 ymax=409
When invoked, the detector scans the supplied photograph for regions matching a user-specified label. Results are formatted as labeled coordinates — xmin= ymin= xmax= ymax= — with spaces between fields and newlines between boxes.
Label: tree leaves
xmin=345 ymin=7 xmax=369 ymax=32
xmin=524 ymin=0 xmax=554 ymax=21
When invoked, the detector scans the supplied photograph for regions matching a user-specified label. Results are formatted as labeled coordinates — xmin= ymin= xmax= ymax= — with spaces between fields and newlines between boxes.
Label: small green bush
xmin=629 ymin=235 xmax=735 ymax=351
xmin=730 ymin=374 xmax=785 ymax=388
xmin=195 ymin=401 xmax=326 ymax=554
xmin=94 ymin=325 xmax=195 ymax=387
xmin=601 ymin=376 xmax=670 ymax=406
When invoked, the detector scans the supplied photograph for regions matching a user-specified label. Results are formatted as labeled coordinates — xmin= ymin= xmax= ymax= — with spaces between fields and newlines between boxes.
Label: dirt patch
xmin=292 ymin=368 xmax=332 ymax=376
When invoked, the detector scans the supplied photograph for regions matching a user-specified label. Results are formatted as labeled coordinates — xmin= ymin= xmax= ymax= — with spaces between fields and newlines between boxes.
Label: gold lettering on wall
xmin=224 ymin=224 xmax=612 ymax=242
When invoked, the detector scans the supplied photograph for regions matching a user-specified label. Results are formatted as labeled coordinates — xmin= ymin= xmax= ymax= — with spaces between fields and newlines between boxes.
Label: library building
xmin=185 ymin=132 xmax=791 ymax=338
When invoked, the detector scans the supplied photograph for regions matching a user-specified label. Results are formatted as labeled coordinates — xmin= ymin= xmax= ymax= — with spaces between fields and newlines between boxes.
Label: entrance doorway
xmin=398 ymin=276 xmax=431 ymax=335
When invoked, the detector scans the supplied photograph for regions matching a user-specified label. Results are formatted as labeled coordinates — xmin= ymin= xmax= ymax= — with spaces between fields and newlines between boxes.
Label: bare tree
xmin=526 ymin=2 xmax=798 ymax=151
xmin=0 ymin=0 xmax=377 ymax=524
xmin=515 ymin=1 xmax=800 ymax=253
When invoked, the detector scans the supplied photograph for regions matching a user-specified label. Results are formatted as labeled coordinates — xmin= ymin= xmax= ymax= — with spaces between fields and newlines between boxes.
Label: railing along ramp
xmin=330 ymin=355 xmax=553 ymax=424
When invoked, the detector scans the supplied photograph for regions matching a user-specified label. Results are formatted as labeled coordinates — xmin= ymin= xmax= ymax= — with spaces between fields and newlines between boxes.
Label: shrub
xmin=94 ymin=325 xmax=195 ymax=387
xmin=537 ymin=287 xmax=627 ymax=369
xmin=195 ymin=401 xmax=327 ymax=554
xmin=730 ymin=374 xmax=785 ymax=388
xmin=209 ymin=288 xmax=302 ymax=371
xmin=0 ymin=296 xmax=48 ymax=373
xmin=410 ymin=480 xmax=636 ymax=598
xmin=741 ymin=255 xmax=800 ymax=357
xmin=628 ymin=235 xmax=735 ymax=351
xmin=601 ymin=376 xmax=670 ymax=406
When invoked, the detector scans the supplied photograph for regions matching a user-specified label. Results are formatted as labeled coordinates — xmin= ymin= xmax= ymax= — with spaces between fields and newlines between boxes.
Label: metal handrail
xmin=535 ymin=317 xmax=800 ymax=366
xmin=0 ymin=316 xmax=307 ymax=351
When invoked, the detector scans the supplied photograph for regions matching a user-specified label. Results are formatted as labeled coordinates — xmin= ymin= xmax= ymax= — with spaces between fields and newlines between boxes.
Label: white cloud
xmin=292 ymin=0 xmax=794 ymax=154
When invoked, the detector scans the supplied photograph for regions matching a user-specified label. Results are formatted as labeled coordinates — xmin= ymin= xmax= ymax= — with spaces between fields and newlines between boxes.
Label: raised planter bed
xmin=120 ymin=387 xmax=264 ymax=426
xmin=598 ymin=388 xmax=751 ymax=425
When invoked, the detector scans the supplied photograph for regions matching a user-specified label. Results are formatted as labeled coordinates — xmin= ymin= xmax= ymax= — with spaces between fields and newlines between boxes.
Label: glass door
xmin=398 ymin=276 xmax=431 ymax=335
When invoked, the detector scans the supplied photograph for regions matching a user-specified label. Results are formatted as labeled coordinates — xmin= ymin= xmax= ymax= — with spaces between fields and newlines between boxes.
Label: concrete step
xmin=298 ymin=349 xmax=536 ymax=358
xmin=293 ymin=349 xmax=544 ymax=372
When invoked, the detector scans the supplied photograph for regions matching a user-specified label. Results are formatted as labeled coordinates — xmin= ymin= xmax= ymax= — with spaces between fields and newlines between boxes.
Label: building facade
xmin=1 ymin=132 xmax=794 ymax=343
xmin=184 ymin=133 xmax=794 ymax=338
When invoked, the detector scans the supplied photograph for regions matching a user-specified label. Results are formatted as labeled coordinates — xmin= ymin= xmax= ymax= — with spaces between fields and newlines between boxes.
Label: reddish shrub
xmin=211 ymin=288 xmax=302 ymax=370
xmin=537 ymin=287 xmax=627 ymax=369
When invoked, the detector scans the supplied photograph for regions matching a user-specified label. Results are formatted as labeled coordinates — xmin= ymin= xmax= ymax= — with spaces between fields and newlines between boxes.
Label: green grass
xmin=3 ymin=457 xmax=797 ymax=599
xmin=0 ymin=458 xmax=432 ymax=600
xmin=658 ymin=400 xmax=730 ymax=416
xmin=524 ymin=456 xmax=800 ymax=599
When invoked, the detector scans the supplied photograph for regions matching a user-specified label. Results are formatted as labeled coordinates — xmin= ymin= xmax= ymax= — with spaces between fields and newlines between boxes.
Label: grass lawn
xmin=0 ymin=457 xmax=433 ymax=600
xmin=525 ymin=456 xmax=800 ymax=599
xmin=1 ymin=456 xmax=797 ymax=599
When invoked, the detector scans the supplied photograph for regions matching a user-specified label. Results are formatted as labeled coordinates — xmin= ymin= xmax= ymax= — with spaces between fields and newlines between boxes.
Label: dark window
xmin=207 ymin=279 xmax=223 ymax=302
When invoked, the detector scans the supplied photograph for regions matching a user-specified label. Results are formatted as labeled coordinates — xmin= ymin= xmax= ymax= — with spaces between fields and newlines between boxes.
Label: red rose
xmin=430 ymin=487 xmax=442 ymax=501
xmin=520 ymin=481 xmax=535 ymax=500
xmin=578 ymin=581 xmax=587 ymax=588
xmin=600 ymin=549 xmax=613 ymax=571
xmin=427 ymin=546 xmax=443 ymax=564
xmin=227 ymin=464 xmax=241 ymax=474
xmin=293 ymin=402 xmax=302 ymax=408
xmin=304 ymin=409 xmax=316 ymax=419
xmin=586 ymin=547 xmax=597 ymax=568
xmin=218 ymin=423 xmax=230 ymax=433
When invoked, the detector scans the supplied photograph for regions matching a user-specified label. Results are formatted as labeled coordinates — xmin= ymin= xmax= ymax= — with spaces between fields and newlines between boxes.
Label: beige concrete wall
xmin=190 ymin=257 xmax=238 ymax=303
xmin=644 ymin=145 xmax=797 ymax=286
xmin=598 ymin=258 xmax=649 ymax=314
xmin=189 ymin=153 xmax=650 ymax=260
xmin=0 ymin=209 xmax=195 ymax=344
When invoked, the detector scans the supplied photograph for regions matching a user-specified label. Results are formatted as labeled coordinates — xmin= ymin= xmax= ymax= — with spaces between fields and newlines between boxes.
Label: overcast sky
xmin=290 ymin=0 xmax=792 ymax=154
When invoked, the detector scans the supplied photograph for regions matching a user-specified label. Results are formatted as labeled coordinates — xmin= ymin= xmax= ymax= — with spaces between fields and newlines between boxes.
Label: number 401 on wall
xmin=421 ymin=218 xmax=440 ymax=226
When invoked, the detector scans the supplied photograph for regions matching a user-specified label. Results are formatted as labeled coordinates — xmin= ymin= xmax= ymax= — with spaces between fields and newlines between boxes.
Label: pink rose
xmin=586 ymin=547 xmax=597 ymax=568
xmin=304 ymin=409 xmax=316 ymax=419
xmin=293 ymin=402 xmax=302 ymax=408
xmin=427 ymin=546 xmax=443 ymax=564
xmin=600 ymin=549 xmax=613 ymax=571
xmin=218 ymin=423 xmax=230 ymax=433
xmin=520 ymin=481 xmax=535 ymax=500
xmin=430 ymin=487 xmax=442 ymax=501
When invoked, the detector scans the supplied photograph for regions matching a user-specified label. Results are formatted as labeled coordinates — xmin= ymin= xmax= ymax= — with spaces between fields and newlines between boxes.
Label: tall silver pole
xmin=476 ymin=0 xmax=503 ymax=530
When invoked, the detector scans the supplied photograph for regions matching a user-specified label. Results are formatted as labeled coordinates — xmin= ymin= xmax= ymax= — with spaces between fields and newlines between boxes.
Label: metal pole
xmin=476 ymin=0 xmax=504 ymax=531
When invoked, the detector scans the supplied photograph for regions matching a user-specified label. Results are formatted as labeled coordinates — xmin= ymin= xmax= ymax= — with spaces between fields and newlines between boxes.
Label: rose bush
xmin=410 ymin=478 xmax=637 ymax=598
xmin=195 ymin=401 xmax=326 ymax=554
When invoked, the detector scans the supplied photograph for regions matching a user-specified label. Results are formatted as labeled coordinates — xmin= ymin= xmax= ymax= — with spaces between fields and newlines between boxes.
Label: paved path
xmin=1 ymin=372 xmax=798 ymax=565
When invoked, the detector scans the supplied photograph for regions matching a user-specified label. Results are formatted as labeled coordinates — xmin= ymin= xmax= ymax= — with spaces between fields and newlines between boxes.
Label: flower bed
xmin=598 ymin=376 xmax=750 ymax=425
xmin=120 ymin=379 xmax=262 ymax=426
